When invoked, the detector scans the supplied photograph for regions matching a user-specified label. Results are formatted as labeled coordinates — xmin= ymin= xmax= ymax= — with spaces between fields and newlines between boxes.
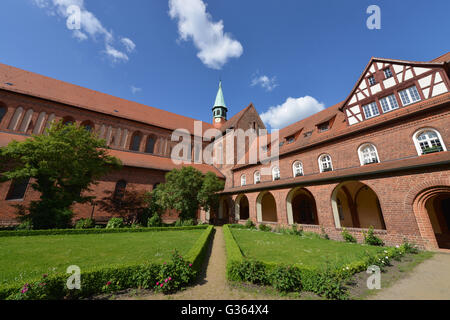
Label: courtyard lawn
xmin=230 ymin=228 xmax=386 ymax=269
xmin=0 ymin=229 xmax=204 ymax=286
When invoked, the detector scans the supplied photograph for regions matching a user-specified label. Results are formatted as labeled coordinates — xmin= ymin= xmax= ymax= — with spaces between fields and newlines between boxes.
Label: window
xmin=399 ymin=86 xmax=421 ymax=106
xmin=62 ymin=116 xmax=75 ymax=126
xmin=113 ymin=180 xmax=127 ymax=200
xmin=358 ymin=144 xmax=379 ymax=165
xmin=368 ymin=76 xmax=376 ymax=86
xmin=413 ymin=129 xmax=446 ymax=155
xmin=145 ymin=137 xmax=155 ymax=154
xmin=318 ymin=122 xmax=329 ymax=132
xmin=130 ymin=132 xmax=142 ymax=151
xmin=362 ymin=102 xmax=380 ymax=119
xmin=81 ymin=121 xmax=94 ymax=132
xmin=279 ymin=141 xmax=285 ymax=147
xmin=384 ymin=68 xmax=393 ymax=79
xmin=6 ymin=178 xmax=30 ymax=200
xmin=272 ymin=166 xmax=280 ymax=181
xmin=286 ymin=136 xmax=295 ymax=144
xmin=319 ymin=154 xmax=333 ymax=172
xmin=254 ymin=171 xmax=261 ymax=184
xmin=380 ymin=94 xmax=399 ymax=113
xmin=0 ymin=106 xmax=6 ymax=124
xmin=241 ymin=175 xmax=246 ymax=186
xmin=293 ymin=161 xmax=303 ymax=177
xmin=304 ymin=131 xmax=313 ymax=138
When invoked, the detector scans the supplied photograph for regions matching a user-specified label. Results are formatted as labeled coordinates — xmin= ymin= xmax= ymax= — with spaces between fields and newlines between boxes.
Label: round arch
xmin=256 ymin=191 xmax=278 ymax=223
xmin=235 ymin=194 xmax=250 ymax=221
xmin=331 ymin=181 xmax=386 ymax=230
xmin=286 ymin=187 xmax=318 ymax=225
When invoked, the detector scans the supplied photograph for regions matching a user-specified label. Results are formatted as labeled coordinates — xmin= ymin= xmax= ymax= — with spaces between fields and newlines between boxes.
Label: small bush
xmin=401 ymin=240 xmax=419 ymax=254
xmin=341 ymin=227 xmax=357 ymax=243
xmin=291 ymin=224 xmax=303 ymax=236
xmin=227 ymin=260 xmax=268 ymax=285
xmin=154 ymin=250 xmax=196 ymax=294
xmin=269 ymin=265 xmax=302 ymax=293
xmin=16 ymin=220 xmax=33 ymax=231
xmin=106 ymin=217 xmax=124 ymax=229
xmin=258 ymin=224 xmax=272 ymax=232
xmin=245 ymin=219 xmax=256 ymax=229
xmin=363 ymin=226 xmax=384 ymax=246
xmin=320 ymin=226 xmax=330 ymax=240
xmin=75 ymin=218 xmax=95 ymax=229
xmin=147 ymin=214 xmax=162 ymax=227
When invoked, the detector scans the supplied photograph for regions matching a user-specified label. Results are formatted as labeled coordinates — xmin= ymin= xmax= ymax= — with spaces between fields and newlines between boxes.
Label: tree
xmin=0 ymin=121 xmax=122 ymax=229
xmin=154 ymin=167 xmax=224 ymax=221
xmin=197 ymin=171 xmax=225 ymax=213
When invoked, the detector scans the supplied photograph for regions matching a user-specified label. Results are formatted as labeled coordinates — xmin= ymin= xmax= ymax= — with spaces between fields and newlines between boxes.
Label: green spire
xmin=214 ymin=81 xmax=226 ymax=108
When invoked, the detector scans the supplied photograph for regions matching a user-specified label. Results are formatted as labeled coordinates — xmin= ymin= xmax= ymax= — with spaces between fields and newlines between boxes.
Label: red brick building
xmin=1 ymin=52 xmax=449 ymax=250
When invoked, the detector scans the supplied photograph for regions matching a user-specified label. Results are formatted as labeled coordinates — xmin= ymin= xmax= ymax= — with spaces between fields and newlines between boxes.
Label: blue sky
xmin=0 ymin=0 xmax=449 ymax=130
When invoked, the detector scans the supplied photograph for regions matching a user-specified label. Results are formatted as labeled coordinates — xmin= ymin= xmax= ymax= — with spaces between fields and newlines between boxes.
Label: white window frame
xmin=362 ymin=102 xmax=380 ymax=119
xmin=358 ymin=143 xmax=380 ymax=166
xmin=399 ymin=86 xmax=421 ymax=106
xmin=318 ymin=154 xmax=333 ymax=173
xmin=292 ymin=161 xmax=303 ymax=177
xmin=380 ymin=94 xmax=399 ymax=113
xmin=413 ymin=128 xmax=447 ymax=156
xmin=254 ymin=171 xmax=261 ymax=184
xmin=272 ymin=166 xmax=280 ymax=181
xmin=240 ymin=174 xmax=246 ymax=186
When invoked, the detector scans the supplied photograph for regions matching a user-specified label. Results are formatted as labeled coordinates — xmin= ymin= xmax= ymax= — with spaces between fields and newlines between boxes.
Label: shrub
xmin=258 ymin=224 xmax=272 ymax=232
xmin=341 ymin=227 xmax=357 ymax=243
xmin=75 ymin=218 xmax=95 ymax=229
xmin=269 ymin=265 xmax=302 ymax=293
xmin=147 ymin=214 xmax=162 ymax=227
xmin=363 ymin=226 xmax=384 ymax=246
xmin=227 ymin=260 xmax=269 ymax=285
xmin=401 ymin=240 xmax=419 ymax=254
xmin=106 ymin=217 xmax=124 ymax=229
xmin=6 ymin=275 xmax=51 ymax=300
xmin=291 ymin=224 xmax=303 ymax=236
xmin=245 ymin=219 xmax=256 ymax=229
xmin=16 ymin=220 xmax=33 ymax=230
xmin=154 ymin=250 xmax=196 ymax=294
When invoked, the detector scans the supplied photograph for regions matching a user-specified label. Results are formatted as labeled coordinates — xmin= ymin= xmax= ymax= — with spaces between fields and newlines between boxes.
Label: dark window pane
xmin=114 ymin=180 xmax=127 ymax=199
xmin=0 ymin=107 xmax=6 ymax=123
xmin=146 ymin=137 xmax=155 ymax=154
xmin=130 ymin=134 xmax=141 ymax=151
xmin=6 ymin=178 xmax=30 ymax=200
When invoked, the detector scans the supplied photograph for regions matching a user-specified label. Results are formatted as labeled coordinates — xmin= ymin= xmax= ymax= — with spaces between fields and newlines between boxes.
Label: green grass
xmin=0 ymin=229 xmax=204 ymax=285
xmin=230 ymin=228 xmax=386 ymax=269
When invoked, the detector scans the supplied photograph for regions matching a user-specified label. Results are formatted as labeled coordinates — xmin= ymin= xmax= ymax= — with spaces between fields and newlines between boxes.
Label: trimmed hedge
xmin=223 ymin=224 xmax=418 ymax=299
xmin=1 ymin=225 xmax=214 ymax=300
xmin=0 ymin=225 xmax=208 ymax=238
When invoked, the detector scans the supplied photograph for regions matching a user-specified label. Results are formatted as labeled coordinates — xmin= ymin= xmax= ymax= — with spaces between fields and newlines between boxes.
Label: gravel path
xmin=370 ymin=253 xmax=450 ymax=300
xmin=131 ymin=226 xmax=286 ymax=300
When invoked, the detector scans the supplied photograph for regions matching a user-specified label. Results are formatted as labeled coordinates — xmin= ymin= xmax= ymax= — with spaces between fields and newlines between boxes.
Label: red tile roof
xmin=0 ymin=63 xmax=214 ymax=134
xmin=0 ymin=131 xmax=224 ymax=178
xmin=431 ymin=52 xmax=450 ymax=63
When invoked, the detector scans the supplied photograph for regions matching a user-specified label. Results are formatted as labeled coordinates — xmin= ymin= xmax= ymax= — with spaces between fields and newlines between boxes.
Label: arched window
xmin=254 ymin=171 xmax=261 ymax=184
xmin=319 ymin=154 xmax=333 ymax=172
xmin=358 ymin=144 xmax=379 ymax=165
xmin=413 ymin=129 xmax=446 ymax=155
xmin=272 ymin=166 xmax=280 ymax=181
xmin=62 ymin=116 xmax=75 ymax=126
xmin=0 ymin=105 xmax=6 ymax=125
xmin=130 ymin=132 xmax=142 ymax=151
xmin=145 ymin=136 xmax=156 ymax=154
xmin=6 ymin=178 xmax=30 ymax=201
xmin=292 ymin=161 xmax=303 ymax=177
xmin=81 ymin=121 xmax=94 ymax=133
xmin=113 ymin=180 xmax=127 ymax=200
xmin=241 ymin=174 xmax=246 ymax=186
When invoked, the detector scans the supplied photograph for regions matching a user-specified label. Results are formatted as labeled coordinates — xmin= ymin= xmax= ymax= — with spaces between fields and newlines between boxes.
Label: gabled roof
xmin=339 ymin=55 xmax=448 ymax=111
xmin=431 ymin=52 xmax=450 ymax=63
xmin=218 ymin=103 xmax=257 ymax=132
xmin=0 ymin=62 xmax=214 ymax=134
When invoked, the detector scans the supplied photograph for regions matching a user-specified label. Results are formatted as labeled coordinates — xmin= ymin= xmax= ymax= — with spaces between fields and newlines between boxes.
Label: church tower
xmin=212 ymin=81 xmax=228 ymax=128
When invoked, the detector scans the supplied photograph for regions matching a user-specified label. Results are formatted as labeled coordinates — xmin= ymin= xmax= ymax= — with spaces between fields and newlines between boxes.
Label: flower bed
xmin=1 ymin=225 xmax=214 ymax=300
xmin=223 ymin=224 xmax=418 ymax=299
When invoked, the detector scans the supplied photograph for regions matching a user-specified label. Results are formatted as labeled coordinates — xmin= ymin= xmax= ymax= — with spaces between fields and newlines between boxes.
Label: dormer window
xmin=286 ymin=136 xmax=295 ymax=144
xmin=318 ymin=122 xmax=329 ymax=133
xmin=399 ymin=86 xmax=421 ymax=106
xmin=304 ymin=131 xmax=313 ymax=138
xmin=368 ymin=76 xmax=376 ymax=86
xmin=384 ymin=68 xmax=393 ymax=79
xmin=279 ymin=141 xmax=285 ymax=147
xmin=362 ymin=102 xmax=380 ymax=119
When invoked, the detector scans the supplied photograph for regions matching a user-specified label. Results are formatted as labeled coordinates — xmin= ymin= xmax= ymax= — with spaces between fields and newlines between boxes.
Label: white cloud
xmin=260 ymin=96 xmax=325 ymax=130
xmin=251 ymin=74 xmax=278 ymax=92
xmin=121 ymin=38 xmax=136 ymax=53
xmin=32 ymin=0 xmax=133 ymax=63
xmin=168 ymin=0 xmax=243 ymax=70
xmin=130 ymin=86 xmax=142 ymax=94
